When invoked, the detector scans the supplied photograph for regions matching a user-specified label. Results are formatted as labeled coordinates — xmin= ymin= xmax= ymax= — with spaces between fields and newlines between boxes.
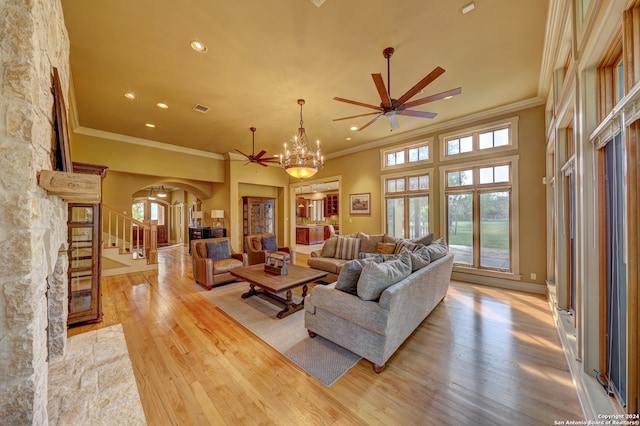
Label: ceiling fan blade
xmin=333 ymin=97 xmax=383 ymax=111
xmin=254 ymin=150 xmax=267 ymax=159
xmin=234 ymin=149 xmax=250 ymax=159
xmin=397 ymin=109 xmax=437 ymax=119
xmin=372 ymin=73 xmax=391 ymax=108
xmin=396 ymin=66 xmax=446 ymax=105
xmin=258 ymin=157 xmax=279 ymax=163
xmin=257 ymin=161 xmax=268 ymax=167
xmin=403 ymin=87 xmax=462 ymax=109
xmin=358 ymin=113 xmax=384 ymax=131
xmin=386 ymin=114 xmax=400 ymax=130
xmin=333 ymin=111 xmax=382 ymax=121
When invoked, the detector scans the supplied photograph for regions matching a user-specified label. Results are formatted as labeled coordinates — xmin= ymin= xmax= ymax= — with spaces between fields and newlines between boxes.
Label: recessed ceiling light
xmin=145 ymin=123 xmax=156 ymax=128
xmin=350 ymin=126 xmax=358 ymax=131
xmin=124 ymin=92 xmax=137 ymax=100
xmin=345 ymin=137 xmax=352 ymax=141
xmin=462 ymin=2 xmax=475 ymax=14
xmin=157 ymin=102 xmax=168 ymax=109
xmin=190 ymin=40 xmax=207 ymax=52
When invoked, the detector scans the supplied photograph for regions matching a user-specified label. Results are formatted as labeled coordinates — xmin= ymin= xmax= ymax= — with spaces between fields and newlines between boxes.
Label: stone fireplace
xmin=0 ymin=0 xmax=72 ymax=423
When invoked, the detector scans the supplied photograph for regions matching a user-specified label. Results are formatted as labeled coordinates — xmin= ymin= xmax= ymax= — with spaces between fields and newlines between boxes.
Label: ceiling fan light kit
xmin=333 ymin=47 xmax=462 ymax=131
xmin=280 ymin=99 xmax=324 ymax=180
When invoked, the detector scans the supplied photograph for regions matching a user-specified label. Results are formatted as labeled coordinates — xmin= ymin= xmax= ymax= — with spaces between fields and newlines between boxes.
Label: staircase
xmin=101 ymin=205 xmax=159 ymax=276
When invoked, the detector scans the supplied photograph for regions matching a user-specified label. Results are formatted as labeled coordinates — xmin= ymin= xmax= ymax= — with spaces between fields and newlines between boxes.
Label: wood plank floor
xmin=69 ymin=246 xmax=584 ymax=425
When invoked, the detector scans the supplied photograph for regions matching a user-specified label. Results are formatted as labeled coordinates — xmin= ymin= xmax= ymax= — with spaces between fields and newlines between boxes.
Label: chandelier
xmin=280 ymin=99 xmax=324 ymax=179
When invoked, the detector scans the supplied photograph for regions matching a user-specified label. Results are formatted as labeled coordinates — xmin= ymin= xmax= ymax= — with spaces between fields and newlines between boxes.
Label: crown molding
xmin=74 ymin=127 xmax=224 ymax=159
xmin=325 ymin=96 xmax=545 ymax=160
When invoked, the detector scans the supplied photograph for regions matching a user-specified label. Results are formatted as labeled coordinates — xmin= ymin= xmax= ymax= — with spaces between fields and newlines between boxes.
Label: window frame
xmin=382 ymin=168 xmax=433 ymax=239
xmin=380 ymin=138 xmax=433 ymax=170
xmin=440 ymin=155 xmax=521 ymax=280
xmin=439 ymin=117 xmax=519 ymax=162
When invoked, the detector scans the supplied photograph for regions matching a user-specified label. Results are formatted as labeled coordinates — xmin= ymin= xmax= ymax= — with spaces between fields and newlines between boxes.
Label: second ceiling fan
xmin=333 ymin=47 xmax=462 ymax=131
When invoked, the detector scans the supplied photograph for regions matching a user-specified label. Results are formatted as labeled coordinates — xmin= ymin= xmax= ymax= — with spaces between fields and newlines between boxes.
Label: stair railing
xmin=101 ymin=205 xmax=158 ymax=264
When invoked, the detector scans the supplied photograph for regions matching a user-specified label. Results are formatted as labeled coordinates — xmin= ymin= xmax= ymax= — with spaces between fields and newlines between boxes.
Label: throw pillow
xmin=335 ymin=258 xmax=380 ymax=295
xmin=383 ymin=234 xmax=400 ymax=244
xmin=261 ymin=235 xmax=278 ymax=251
xmin=425 ymin=237 xmax=448 ymax=261
xmin=411 ymin=233 xmax=435 ymax=247
xmin=206 ymin=240 xmax=231 ymax=261
xmin=374 ymin=242 xmax=396 ymax=254
xmin=357 ymin=232 xmax=385 ymax=253
xmin=407 ymin=246 xmax=431 ymax=272
xmin=393 ymin=239 xmax=422 ymax=254
xmin=320 ymin=236 xmax=338 ymax=258
xmin=357 ymin=251 xmax=412 ymax=301
xmin=335 ymin=236 xmax=361 ymax=260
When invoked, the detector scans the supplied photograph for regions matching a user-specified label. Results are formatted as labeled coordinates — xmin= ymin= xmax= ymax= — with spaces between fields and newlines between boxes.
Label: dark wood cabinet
xmin=188 ymin=227 xmax=227 ymax=254
xmin=67 ymin=162 xmax=107 ymax=326
xmin=243 ymin=196 xmax=275 ymax=238
xmin=324 ymin=193 xmax=339 ymax=216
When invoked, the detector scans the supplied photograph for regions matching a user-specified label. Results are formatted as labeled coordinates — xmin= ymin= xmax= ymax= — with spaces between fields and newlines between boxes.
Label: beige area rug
xmin=192 ymin=281 xmax=361 ymax=387
xmin=48 ymin=324 xmax=146 ymax=425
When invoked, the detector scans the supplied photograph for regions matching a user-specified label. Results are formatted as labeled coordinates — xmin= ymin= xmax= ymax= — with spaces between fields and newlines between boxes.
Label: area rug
xmin=192 ymin=281 xmax=361 ymax=387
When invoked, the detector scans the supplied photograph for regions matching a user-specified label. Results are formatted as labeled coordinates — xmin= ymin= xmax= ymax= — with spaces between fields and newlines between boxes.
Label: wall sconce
xmin=211 ymin=210 xmax=224 ymax=228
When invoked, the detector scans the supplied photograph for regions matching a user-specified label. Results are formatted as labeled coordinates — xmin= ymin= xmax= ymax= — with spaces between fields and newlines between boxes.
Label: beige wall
xmin=306 ymin=105 xmax=547 ymax=288
xmin=70 ymin=131 xmax=225 ymax=182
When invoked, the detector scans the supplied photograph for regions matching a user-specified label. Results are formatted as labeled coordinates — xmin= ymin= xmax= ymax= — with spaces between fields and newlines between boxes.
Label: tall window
xmin=384 ymin=172 xmax=430 ymax=239
xmin=444 ymin=161 xmax=513 ymax=272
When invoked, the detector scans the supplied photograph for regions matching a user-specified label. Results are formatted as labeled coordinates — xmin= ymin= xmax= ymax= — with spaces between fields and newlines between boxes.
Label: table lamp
xmin=192 ymin=211 xmax=204 ymax=227
xmin=211 ymin=210 xmax=224 ymax=228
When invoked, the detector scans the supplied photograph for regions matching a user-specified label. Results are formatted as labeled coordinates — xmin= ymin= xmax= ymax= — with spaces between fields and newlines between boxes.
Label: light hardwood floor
xmin=69 ymin=246 xmax=584 ymax=425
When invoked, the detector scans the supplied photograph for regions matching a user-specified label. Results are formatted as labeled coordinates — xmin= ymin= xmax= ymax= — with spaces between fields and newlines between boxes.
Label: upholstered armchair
xmin=244 ymin=233 xmax=296 ymax=266
xmin=191 ymin=237 xmax=248 ymax=290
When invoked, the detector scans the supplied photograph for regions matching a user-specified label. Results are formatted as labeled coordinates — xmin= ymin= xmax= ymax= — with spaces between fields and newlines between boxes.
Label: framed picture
xmin=349 ymin=193 xmax=371 ymax=215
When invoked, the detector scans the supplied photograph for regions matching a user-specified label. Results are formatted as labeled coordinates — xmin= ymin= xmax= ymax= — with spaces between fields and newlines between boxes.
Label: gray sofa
xmin=305 ymin=250 xmax=454 ymax=373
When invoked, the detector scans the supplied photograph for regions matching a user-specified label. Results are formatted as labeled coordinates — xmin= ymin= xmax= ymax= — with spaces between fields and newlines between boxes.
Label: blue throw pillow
xmin=261 ymin=235 xmax=278 ymax=251
xmin=206 ymin=240 xmax=231 ymax=261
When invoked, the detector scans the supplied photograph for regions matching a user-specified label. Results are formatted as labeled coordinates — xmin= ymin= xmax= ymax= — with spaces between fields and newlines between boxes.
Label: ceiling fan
xmin=333 ymin=47 xmax=462 ymax=131
xmin=234 ymin=127 xmax=279 ymax=167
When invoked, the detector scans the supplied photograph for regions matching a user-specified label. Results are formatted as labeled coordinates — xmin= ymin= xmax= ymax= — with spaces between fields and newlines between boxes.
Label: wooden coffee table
xmin=230 ymin=263 xmax=329 ymax=319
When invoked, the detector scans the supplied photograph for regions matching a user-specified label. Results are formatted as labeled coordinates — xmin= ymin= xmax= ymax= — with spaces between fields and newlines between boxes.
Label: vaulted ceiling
xmin=61 ymin=0 xmax=548 ymax=159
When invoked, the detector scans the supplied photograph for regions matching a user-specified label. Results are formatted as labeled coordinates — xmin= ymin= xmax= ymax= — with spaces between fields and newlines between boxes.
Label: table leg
xmin=241 ymin=283 xmax=258 ymax=299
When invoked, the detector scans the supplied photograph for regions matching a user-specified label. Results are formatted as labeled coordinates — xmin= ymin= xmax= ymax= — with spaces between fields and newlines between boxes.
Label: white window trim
xmin=439 ymin=155 xmax=521 ymax=279
xmin=380 ymin=137 xmax=434 ymax=170
xmin=381 ymin=168 xmax=434 ymax=236
xmin=439 ymin=116 xmax=519 ymax=162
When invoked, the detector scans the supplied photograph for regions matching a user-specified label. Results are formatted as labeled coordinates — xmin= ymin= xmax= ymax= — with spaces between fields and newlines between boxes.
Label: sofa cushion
xmin=261 ymin=235 xmax=278 ymax=251
xmin=307 ymin=256 xmax=347 ymax=274
xmin=335 ymin=258 xmax=380 ymax=295
xmin=357 ymin=232 xmax=385 ymax=253
xmin=411 ymin=232 xmax=435 ymax=246
xmin=211 ymin=257 xmax=243 ymax=274
xmin=206 ymin=240 xmax=231 ymax=261
xmin=425 ymin=238 xmax=448 ymax=261
xmin=335 ymin=236 xmax=361 ymax=260
xmin=407 ymin=246 xmax=431 ymax=272
xmin=320 ymin=236 xmax=338 ymax=258
xmin=375 ymin=242 xmax=396 ymax=254
xmin=357 ymin=251 xmax=412 ymax=301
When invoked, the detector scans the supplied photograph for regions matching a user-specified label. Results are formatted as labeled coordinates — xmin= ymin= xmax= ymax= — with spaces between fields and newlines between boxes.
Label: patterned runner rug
xmin=192 ymin=281 xmax=361 ymax=387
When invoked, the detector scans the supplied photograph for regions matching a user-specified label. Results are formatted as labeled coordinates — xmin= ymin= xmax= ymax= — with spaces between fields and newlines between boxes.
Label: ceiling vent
xmin=193 ymin=104 xmax=209 ymax=113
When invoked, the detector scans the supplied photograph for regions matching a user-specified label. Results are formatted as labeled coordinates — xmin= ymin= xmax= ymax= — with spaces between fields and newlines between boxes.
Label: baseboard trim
xmin=451 ymin=270 xmax=546 ymax=294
